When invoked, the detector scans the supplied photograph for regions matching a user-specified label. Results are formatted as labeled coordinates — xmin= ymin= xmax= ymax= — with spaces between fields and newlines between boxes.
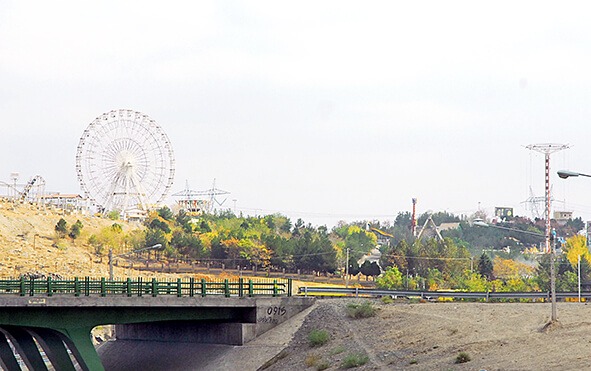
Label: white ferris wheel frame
xmin=75 ymin=109 xmax=175 ymax=216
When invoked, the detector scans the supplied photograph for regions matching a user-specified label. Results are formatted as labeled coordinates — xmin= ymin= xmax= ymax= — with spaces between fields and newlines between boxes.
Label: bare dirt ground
xmin=263 ymin=299 xmax=591 ymax=371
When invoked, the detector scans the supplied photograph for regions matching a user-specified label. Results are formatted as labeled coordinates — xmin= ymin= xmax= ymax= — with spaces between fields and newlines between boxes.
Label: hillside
xmin=0 ymin=199 xmax=157 ymax=279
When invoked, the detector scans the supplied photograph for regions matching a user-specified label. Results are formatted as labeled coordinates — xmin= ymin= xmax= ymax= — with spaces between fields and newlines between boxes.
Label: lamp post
xmin=108 ymin=243 xmax=162 ymax=280
xmin=474 ymin=221 xmax=557 ymax=322
xmin=557 ymin=170 xmax=591 ymax=179
xmin=558 ymin=169 xmax=591 ymax=303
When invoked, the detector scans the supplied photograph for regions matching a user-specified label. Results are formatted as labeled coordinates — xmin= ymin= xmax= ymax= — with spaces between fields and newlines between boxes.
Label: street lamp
xmin=108 ymin=243 xmax=162 ymax=280
xmin=557 ymin=170 xmax=591 ymax=179
xmin=474 ymin=221 xmax=557 ymax=322
xmin=558 ymin=169 xmax=591 ymax=303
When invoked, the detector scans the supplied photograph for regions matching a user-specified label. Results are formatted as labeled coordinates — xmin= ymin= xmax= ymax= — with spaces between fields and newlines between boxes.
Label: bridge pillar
xmin=57 ymin=327 xmax=103 ymax=371
xmin=0 ymin=330 xmax=21 ymax=370
xmin=3 ymin=326 xmax=49 ymax=370
xmin=29 ymin=327 xmax=77 ymax=371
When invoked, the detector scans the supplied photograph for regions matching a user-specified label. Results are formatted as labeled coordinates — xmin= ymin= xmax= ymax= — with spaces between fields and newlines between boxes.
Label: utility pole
xmin=526 ymin=143 xmax=569 ymax=253
xmin=578 ymin=254 xmax=581 ymax=303
xmin=526 ymin=143 xmax=569 ymax=323
xmin=411 ymin=198 xmax=417 ymax=237
xmin=345 ymin=248 xmax=350 ymax=288
xmin=550 ymin=229 xmax=557 ymax=322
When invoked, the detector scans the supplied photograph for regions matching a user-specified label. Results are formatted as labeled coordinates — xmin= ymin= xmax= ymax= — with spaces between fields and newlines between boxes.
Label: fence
xmin=298 ymin=287 xmax=591 ymax=301
xmin=0 ymin=277 xmax=292 ymax=298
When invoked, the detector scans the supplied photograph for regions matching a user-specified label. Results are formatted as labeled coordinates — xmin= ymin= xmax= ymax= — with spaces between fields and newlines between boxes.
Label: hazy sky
xmin=2 ymin=1 xmax=591 ymax=227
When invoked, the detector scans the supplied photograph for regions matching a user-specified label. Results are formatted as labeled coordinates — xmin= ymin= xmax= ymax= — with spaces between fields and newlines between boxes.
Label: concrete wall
xmin=114 ymin=297 xmax=315 ymax=345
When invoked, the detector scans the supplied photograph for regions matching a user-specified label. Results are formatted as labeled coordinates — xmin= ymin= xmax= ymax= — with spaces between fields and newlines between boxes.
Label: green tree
xmin=360 ymin=261 xmax=381 ymax=280
xmin=478 ymin=253 xmax=494 ymax=280
xmin=106 ymin=210 xmax=120 ymax=220
xmin=347 ymin=256 xmax=360 ymax=277
xmin=55 ymin=218 xmax=68 ymax=238
xmin=68 ymin=219 xmax=83 ymax=240
xmin=149 ymin=218 xmax=171 ymax=234
xmin=157 ymin=206 xmax=174 ymax=221
xmin=376 ymin=266 xmax=403 ymax=289
xmin=145 ymin=229 xmax=168 ymax=254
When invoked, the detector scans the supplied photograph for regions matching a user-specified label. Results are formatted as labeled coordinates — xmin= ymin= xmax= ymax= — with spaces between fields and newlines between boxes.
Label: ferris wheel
xmin=76 ymin=109 xmax=175 ymax=216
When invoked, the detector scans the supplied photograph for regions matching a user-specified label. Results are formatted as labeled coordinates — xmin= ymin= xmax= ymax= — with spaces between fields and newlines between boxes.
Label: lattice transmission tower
xmin=525 ymin=143 xmax=570 ymax=252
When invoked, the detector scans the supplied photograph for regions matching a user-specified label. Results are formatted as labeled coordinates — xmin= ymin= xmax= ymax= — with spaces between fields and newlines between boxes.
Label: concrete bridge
xmin=0 ymin=278 xmax=314 ymax=370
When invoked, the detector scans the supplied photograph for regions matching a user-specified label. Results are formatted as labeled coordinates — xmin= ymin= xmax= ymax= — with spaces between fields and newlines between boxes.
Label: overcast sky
xmin=2 ymin=1 xmax=591 ymax=227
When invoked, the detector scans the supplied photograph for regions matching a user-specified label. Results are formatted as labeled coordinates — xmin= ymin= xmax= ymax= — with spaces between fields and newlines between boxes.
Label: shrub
xmin=341 ymin=352 xmax=369 ymax=368
xmin=308 ymin=329 xmax=330 ymax=347
xmin=316 ymin=360 xmax=330 ymax=370
xmin=380 ymin=296 xmax=394 ymax=304
xmin=55 ymin=218 xmax=68 ymax=238
xmin=346 ymin=301 xmax=377 ymax=319
xmin=329 ymin=345 xmax=345 ymax=355
xmin=305 ymin=354 xmax=321 ymax=367
xmin=455 ymin=352 xmax=471 ymax=364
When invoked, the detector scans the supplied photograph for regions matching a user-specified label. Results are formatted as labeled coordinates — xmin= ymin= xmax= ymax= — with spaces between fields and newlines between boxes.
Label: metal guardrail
xmin=0 ymin=277 xmax=292 ymax=297
xmin=298 ymin=287 xmax=591 ymax=300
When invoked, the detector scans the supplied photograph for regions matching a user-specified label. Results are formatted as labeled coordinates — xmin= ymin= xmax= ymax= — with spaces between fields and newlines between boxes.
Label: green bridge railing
xmin=0 ymin=277 xmax=292 ymax=298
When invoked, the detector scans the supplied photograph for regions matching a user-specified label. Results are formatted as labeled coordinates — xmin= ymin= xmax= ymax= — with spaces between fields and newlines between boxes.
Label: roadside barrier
xmin=0 ymin=277 xmax=292 ymax=297
xmin=298 ymin=286 xmax=591 ymax=301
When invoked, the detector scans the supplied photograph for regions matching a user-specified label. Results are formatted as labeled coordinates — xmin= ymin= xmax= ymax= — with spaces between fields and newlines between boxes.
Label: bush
xmin=341 ymin=352 xmax=369 ymax=368
xmin=380 ymin=296 xmax=394 ymax=304
xmin=316 ymin=360 xmax=330 ymax=370
xmin=329 ymin=345 xmax=345 ymax=355
xmin=455 ymin=352 xmax=471 ymax=364
xmin=346 ymin=301 xmax=377 ymax=319
xmin=305 ymin=354 xmax=320 ymax=367
xmin=308 ymin=329 xmax=330 ymax=347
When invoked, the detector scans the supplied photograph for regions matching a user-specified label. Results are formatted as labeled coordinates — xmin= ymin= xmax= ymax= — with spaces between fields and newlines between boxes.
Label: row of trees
xmin=79 ymin=206 xmax=590 ymax=291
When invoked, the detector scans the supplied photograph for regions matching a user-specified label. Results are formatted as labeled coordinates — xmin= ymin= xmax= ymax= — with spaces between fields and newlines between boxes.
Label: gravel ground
xmin=261 ymin=298 xmax=591 ymax=371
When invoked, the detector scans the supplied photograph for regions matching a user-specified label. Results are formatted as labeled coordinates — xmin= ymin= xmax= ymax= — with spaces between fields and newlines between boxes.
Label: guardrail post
xmin=224 ymin=279 xmax=230 ymax=297
xmin=84 ymin=276 xmax=90 ymax=296
xmin=288 ymin=279 xmax=292 ymax=297
xmin=29 ymin=278 xmax=34 ymax=296
xmin=239 ymin=278 xmax=244 ymax=297
xmin=152 ymin=278 xmax=158 ymax=297
xmin=189 ymin=277 xmax=194 ymax=297
xmin=201 ymin=279 xmax=206 ymax=297
xmin=248 ymin=280 xmax=254 ymax=297
xmin=19 ymin=277 xmax=25 ymax=296
xmin=486 ymin=291 xmax=490 ymax=302
xmin=74 ymin=277 xmax=80 ymax=297
xmin=177 ymin=278 xmax=182 ymax=297
xmin=126 ymin=278 xmax=132 ymax=297
xmin=137 ymin=277 xmax=143 ymax=297
xmin=273 ymin=280 xmax=278 ymax=297
xmin=100 ymin=277 xmax=106 ymax=297
xmin=47 ymin=277 xmax=53 ymax=297
xmin=355 ymin=287 xmax=359 ymax=298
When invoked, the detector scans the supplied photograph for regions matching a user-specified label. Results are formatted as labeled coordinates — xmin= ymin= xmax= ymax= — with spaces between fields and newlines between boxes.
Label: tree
xmin=563 ymin=234 xmax=590 ymax=268
xmin=106 ymin=210 xmax=120 ymax=220
xmin=478 ymin=253 xmax=494 ymax=280
xmin=360 ymin=261 xmax=381 ymax=280
xmin=149 ymin=218 xmax=171 ymax=234
xmin=55 ymin=218 xmax=68 ymax=238
xmin=347 ymin=256 xmax=360 ymax=277
xmin=68 ymin=219 xmax=83 ymax=240
xmin=376 ymin=266 xmax=403 ymax=289
xmin=157 ymin=206 xmax=174 ymax=221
